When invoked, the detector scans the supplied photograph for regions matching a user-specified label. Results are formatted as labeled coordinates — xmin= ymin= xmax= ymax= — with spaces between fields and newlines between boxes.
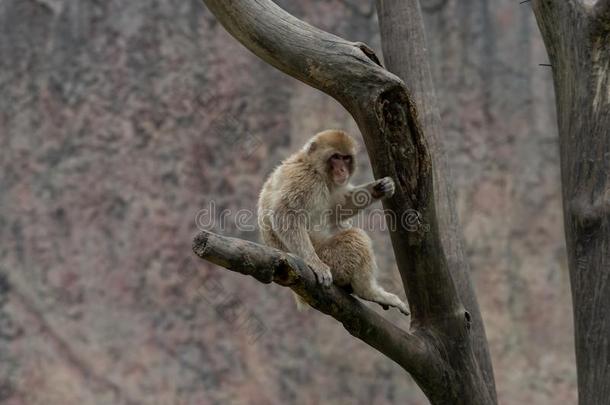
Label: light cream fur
xmin=257 ymin=130 xmax=409 ymax=315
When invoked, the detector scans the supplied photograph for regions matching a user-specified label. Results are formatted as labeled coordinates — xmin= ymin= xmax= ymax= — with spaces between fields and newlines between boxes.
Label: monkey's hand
xmin=307 ymin=259 xmax=333 ymax=287
xmin=371 ymin=177 xmax=395 ymax=199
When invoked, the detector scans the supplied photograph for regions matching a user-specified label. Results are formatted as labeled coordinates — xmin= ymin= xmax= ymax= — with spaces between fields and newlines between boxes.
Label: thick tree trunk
xmin=196 ymin=0 xmax=496 ymax=403
xmin=375 ymin=1 xmax=497 ymax=399
xmin=532 ymin=1 xmax=610 ymax=404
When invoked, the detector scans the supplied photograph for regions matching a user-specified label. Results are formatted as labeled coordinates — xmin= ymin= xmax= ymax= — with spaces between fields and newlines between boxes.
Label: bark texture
xmin=375 ymin=0 xmax=496 ymax=397
xmin=532 ymin=1 xmax=610 ymax=404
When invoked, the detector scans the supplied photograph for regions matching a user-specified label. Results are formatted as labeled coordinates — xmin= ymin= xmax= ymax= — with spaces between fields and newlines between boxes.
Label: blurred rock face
xmin=0 ymin=0 xmax=575 ymax=404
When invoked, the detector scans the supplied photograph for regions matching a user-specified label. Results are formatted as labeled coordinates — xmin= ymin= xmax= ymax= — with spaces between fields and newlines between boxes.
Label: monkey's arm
xmin=335 ymin=177 xmax=395 ymax=221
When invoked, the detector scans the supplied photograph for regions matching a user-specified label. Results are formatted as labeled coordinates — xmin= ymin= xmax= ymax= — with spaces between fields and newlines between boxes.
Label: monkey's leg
xmin=317 ymin=228 xmax=409 ymax=315
xmin=351 ymin=276 xmax=410 ymax=316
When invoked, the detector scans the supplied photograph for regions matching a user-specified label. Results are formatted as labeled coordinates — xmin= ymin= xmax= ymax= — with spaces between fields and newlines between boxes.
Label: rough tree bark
xmin=375 ymin=0 xmax=497 ymax=395
xmin=532 ymin=1 xmax=610 ymax=404
xmin=193 ymin=0 xmax=497 ymax=403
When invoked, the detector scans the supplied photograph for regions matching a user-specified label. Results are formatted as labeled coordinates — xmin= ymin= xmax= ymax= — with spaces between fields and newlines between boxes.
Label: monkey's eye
xmin=330 ymin=153 xmax=341 ymax=160
xmin=343 ymin=155 xmax=352 ymax=162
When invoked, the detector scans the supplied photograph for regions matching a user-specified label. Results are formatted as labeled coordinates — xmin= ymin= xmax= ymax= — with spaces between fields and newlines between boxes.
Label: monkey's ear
xmin=305 ymin=140 xmax=318 ymax=154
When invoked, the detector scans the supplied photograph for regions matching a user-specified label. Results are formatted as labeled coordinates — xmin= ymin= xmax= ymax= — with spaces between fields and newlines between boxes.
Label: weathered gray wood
xmin=197 ymin=0 xmax=496 ymax=403
xmin=192 ymin=231 xmax=430 ymax=378
xmin=375 ymin=0 xmax=497 ymax=400
xmin=532 ymin=1 xmax=610 ymax=404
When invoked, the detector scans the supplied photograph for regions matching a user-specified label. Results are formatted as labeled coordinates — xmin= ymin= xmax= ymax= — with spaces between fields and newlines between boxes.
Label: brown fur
xmin=257 ymin=130 xmax=409 ymax=315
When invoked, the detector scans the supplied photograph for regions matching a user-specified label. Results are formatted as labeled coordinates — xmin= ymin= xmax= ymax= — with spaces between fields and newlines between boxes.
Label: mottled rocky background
xmin=0 ymin=0 xmax=577 ymax=404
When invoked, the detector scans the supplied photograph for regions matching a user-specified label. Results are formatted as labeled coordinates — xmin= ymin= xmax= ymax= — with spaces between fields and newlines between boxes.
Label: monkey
xmin=257 ymin=129 xmax=409 ymax=315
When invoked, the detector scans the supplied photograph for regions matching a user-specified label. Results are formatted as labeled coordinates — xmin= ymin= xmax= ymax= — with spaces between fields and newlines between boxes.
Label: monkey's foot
xmin=397 ymin=302 xmax=410 ymax=316
xmin=357 ymin=289 xmax=410 ymax=316
xmin=308 ymin=262 xmax=333 ymax=287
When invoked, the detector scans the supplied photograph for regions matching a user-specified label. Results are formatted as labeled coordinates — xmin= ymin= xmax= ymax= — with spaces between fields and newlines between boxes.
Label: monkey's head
xmin=305 ymin=130 xmax=357 ymax=187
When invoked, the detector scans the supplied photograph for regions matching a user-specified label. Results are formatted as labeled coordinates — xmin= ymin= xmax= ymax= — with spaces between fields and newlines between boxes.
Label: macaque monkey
xmin=257 ymin=129 xmax=409 ymax=315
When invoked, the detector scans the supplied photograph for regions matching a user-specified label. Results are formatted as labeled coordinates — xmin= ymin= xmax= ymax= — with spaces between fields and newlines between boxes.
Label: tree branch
xmin=531 ymin=0 xmax=583 ymax=14
xmin=201 ymin=0 xmax=392 ymax=107
xmin=192 ymin=230 xmax=430 ymax=379
xmin=532 ymin=1 xmax=610 ymax=402
xmin=532 ymin=0 xmax=591 ymax=68
xmin=531 ymin=0 xmax=587 ymax=37
xmin=375 ymin=0 xmax=496 ymax=398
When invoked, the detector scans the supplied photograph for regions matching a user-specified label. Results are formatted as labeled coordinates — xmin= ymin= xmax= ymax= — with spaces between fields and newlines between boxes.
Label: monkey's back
xmin=256 ymin=153 xmax=329 ymax=251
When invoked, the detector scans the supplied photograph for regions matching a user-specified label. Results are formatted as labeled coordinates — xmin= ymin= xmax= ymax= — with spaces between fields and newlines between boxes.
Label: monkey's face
xmin=305 ymin=129 xmax=357 ymax=187
xmin=328 ymin=152 xmax=353 ymax=186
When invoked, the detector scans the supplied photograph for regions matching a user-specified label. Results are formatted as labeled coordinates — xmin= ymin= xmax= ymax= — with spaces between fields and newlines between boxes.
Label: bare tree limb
xmin=531 ymin=0 xmax=587 ymax=34
xmin=192 ymin=231 xmax=431 ymax=378
xmin=375 ymin=1 xmax=497 ymax=399
xmin=532 ymin=0 xmax=584 ymax=14
xmin=532 ymin=1 xmax=610 ymax=403
xmin=201 ymin=0 xmax=390 ymax=105
xmin=532 ymin=0 xmax=591 ymax=69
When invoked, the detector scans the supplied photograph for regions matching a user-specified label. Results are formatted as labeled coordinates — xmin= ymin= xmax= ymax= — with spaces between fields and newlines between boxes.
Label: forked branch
xmin=201 ymin=0 xmax=461 ymax=326
xmin=196 ymin=0 xmax=496 ymax=403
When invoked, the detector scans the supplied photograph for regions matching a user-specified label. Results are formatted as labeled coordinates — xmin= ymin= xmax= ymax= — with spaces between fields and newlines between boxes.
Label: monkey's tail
xmin=292 ymin=291 xmax=309 ymax=312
